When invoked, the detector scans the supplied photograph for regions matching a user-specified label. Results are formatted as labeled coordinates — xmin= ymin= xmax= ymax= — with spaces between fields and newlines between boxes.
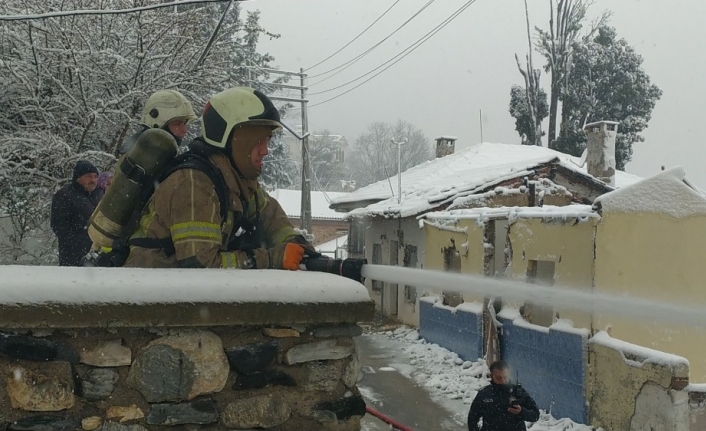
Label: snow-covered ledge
xmin=0 ymin=266 xmax=373 ymax=328
xmin=0 ymin=266 xmax=373 ymax=430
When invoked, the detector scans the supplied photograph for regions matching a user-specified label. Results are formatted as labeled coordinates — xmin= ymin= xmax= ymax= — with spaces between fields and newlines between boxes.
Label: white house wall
xmin=363 ymin=217 xmax=426 ymax=326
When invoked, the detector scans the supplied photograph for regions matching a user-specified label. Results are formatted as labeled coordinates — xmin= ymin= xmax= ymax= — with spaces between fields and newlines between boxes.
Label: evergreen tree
xmin=509 ymin=85 xmax=549 ymax=145
xmin=555 ymin=26 xmax=662 ymax=169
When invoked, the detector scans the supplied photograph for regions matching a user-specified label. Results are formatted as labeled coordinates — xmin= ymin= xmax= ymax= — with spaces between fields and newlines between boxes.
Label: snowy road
xmin=358 ymin=331 xmax=467 ymax=430
xmin=356 ymin=327 xmax=598 ymax=431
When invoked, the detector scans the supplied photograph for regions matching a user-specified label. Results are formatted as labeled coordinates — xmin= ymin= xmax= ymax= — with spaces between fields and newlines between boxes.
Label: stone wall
xmin=587 ymin=331 xmax=690 ymax=431
xmin=0 ymin=267 xmax=375 ymax=431
xmin=688 ymin=386 xmax=706 ymax=431
xmin=0 ymin=325 xmax=366 ymax=431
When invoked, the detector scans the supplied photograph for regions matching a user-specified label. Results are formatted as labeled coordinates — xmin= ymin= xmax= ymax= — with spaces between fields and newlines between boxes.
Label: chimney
xmin=435 ymin=136 xmax=457 ymax=158
xmin=583 ymin=121 xmax=618 ymax=186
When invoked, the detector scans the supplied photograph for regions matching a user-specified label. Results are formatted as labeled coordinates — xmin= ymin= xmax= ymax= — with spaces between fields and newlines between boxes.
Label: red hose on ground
xmin=366 ymin=406 xmax=415 ymax=431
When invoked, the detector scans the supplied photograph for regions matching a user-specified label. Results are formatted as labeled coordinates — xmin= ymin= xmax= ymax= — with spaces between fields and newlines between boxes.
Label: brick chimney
xmin=435 ymin=136 xmax=457 ymax=158
xmin=583 ymin=121 xmax=619 ymax=186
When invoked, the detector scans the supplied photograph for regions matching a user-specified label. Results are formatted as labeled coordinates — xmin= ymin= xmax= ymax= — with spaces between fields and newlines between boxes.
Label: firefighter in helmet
xmin=120 ymin=89 xmax=198 ymax=154
xmin=123 ymin=87 xmax=311 ymax=269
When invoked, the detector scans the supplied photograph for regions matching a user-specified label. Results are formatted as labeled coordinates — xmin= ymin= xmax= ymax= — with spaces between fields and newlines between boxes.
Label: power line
xmin=305 ymin=0 xmax=401 ymax=71
xmin=309 ymin=0 xmax=476 ymax=108
xmin=307 ymin=0 xmax=437 ymax=82
xmin=0 ymin=0 xmax=242 ymax=21
xmin=310 ymin=0 xmax=474 ymax=97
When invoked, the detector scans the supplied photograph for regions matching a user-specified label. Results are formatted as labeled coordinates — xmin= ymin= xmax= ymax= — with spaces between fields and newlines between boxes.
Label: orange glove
xmin=269 ymin=243 xmax=305 ymax=270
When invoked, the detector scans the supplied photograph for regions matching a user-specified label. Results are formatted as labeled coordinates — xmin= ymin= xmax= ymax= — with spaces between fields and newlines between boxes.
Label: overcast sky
xmin=241 ymin=0 xmax=706 ymax=186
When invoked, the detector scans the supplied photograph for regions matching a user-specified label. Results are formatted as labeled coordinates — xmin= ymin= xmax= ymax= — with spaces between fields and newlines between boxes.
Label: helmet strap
xmin=224 ymin=130 xmax=246 ymax=180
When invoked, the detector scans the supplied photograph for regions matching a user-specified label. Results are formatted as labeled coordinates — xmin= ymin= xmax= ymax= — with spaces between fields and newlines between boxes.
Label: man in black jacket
xmin=468 ymin=360 xmax=540 ymax=431
xmin=51 ymin=160 xmax=102 ymax=266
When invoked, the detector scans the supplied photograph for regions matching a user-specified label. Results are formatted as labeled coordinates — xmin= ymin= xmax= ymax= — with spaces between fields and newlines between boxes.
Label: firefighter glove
xmin=269 ymin=243 xmax=306 ymax=270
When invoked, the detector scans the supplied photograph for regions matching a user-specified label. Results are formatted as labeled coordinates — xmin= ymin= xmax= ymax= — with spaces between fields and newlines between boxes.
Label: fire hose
xmin=365 ymin=406 xmax=416 ymax=431
xmin=303 ymin=256 xmax=367 ymax=283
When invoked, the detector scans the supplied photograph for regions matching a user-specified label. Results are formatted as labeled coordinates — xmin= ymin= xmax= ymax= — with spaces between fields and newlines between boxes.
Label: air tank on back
xmin=87 ymin=128 xmax=178 ymax=249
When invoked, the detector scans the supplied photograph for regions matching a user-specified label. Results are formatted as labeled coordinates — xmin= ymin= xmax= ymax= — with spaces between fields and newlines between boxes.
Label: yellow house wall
xmin=594 ymin=212 xmax=706 ymax=382
xmin=588 ymin=339 xmax=690 ymax=431
xmin=424 ymin=220 xmax=485 ymax=304
xmin=507 ymin=217 xmax=596 ymax=329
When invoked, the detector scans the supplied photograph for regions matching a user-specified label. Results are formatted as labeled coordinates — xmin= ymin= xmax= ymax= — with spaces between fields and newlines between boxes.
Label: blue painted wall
xmin=419 ymin=300 xmax=484 ymax=361
xmin=498 ymin=317 xmax=588 ymax=424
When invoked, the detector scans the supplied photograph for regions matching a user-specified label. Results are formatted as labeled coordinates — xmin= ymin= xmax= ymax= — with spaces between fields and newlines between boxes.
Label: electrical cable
xmin=305 ymin=0 xmax=401 ymax=71
xmin=307 ymin=0 xmax=436 ymax=81
xmin=309 ymin=0 xmax=475 ymax=108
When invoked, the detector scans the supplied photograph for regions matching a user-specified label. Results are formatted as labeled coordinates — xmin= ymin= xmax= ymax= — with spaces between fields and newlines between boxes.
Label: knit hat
xmin=97 ymin=171 xmax=113 ymax=189
xmin=73 ymin=160 xmax=99 ymax=181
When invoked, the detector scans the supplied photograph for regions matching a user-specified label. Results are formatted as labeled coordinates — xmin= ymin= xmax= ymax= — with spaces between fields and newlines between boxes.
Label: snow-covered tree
xmin=0 ymin=0 xmax=280 ymax=263
xmin=261 ymin=132 xmax=298 ymax=191
xmin=0 ymin=186 xmax=56 ymax=264
xmin=347 ymin=120 xmax=432 ymax=189
xmin=307 ymin=130 xmax=349 ymax=192
xmin=555 ymin=25 xmax=662 ymax=169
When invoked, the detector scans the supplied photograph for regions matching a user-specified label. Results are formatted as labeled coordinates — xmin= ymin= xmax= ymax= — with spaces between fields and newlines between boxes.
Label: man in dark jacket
xmin=51 ymin=160 xmax=102 ymax=266
xmin=468 ymin=360 xmax=540 ymax=431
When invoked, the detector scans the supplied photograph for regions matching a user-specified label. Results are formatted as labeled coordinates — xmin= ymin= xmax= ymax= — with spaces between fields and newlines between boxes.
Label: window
xmin=524 ymin=260 xmax=556 ymax=326
xmin=442 ymin=243 xmax=463 ymax=307
xmin=493 ymin=220 xmax=509 ymax=277
xmin=348 ymin=220 xmax=365 ymax=255
xmin=372 ymin=243 xmax=382 ymax=292
xmin=404 ymin=245 xmax=418 ymax=303
xmin=388 ymin=240 xmax=399 ymax=315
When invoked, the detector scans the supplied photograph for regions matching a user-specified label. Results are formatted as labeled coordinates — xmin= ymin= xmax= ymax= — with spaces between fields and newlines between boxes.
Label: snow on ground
xmin=370 ymin=326 xmax=599 ymax=431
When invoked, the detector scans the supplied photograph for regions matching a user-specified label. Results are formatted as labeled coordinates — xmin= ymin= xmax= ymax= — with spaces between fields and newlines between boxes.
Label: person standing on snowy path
xmin=467 ymin=360 xmax=540 ymax=431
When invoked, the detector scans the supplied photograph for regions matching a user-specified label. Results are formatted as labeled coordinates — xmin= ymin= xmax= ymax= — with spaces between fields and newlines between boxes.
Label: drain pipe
xmin=366 ymin=406 xmax=415 ymax=431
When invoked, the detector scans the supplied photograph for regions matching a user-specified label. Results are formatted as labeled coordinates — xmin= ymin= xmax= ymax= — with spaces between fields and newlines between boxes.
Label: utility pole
xmin=299 ymin=67 xmax=312 ymax=234
xmin=391 ymin=139 xmax=406 ymax=204
xmin=479 ymin=109 xmax=484 ymax=143
xmin=253 ymin=67 xmax=312 ymax=234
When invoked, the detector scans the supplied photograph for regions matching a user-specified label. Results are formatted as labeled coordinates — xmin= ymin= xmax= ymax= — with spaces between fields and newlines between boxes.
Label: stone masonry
xmin=0 ymin=324 xmax=367 ymax=430
xmin=0 ymin=267 xmax=374 ymax=431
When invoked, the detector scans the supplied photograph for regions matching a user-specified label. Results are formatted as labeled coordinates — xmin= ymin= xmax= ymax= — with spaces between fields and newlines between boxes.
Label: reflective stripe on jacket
xmin=124 ymin=150 xmax=299 ymax=268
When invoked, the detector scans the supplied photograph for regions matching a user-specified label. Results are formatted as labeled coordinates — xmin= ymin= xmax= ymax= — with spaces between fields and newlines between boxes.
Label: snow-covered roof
xmin=595 ymin=166 xmax=706 ymax=218
xmin=270 ymin=189 xmax=349 ymax=220
xmin=315 ymin=234 xmax=348 ymax=259
xmin=331 ymin=142 xmax=642 ymax=219
xmin=422 ymin=205 xmax=598 ymax=223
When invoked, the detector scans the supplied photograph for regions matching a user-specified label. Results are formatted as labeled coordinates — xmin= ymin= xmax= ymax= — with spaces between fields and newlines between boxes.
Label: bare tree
xmin=308 ymin=130 xmax=348 ymax=191
xmin=347 ymin=120 xmax=432 ymax=189
xmin=536 ymin=0 xmax=609 ymax=148
xmin=514 ymin=0 xmax=543 ymax=146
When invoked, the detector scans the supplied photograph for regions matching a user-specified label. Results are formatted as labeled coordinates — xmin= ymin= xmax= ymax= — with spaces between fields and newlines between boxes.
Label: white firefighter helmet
xmin=141 ymin=90 xmax=197 ymax=129
xmin=200 ymin=87 xmax=282 ymax=149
